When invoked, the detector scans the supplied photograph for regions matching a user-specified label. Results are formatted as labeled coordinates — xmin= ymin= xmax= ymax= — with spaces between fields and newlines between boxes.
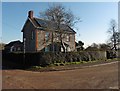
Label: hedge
xmin=2 ymin=51 xmax=107 ymax=67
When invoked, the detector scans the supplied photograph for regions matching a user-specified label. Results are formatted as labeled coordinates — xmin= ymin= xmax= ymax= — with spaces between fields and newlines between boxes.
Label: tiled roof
xmin=5 ymin=40 xmax=23 ymax=47
xmin=33 ymin=18 xmax=76 ymax=33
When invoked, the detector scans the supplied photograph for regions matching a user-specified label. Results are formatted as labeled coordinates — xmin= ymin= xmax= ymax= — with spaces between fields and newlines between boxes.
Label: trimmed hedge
xmin=2 ymin=51 xmax=107 ymax=67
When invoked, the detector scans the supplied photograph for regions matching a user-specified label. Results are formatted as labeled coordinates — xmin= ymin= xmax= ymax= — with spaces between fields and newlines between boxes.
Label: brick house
xmin=4 ymin=40 xmax=23 ymax=52
xmin=21 ymin=10 xmax=76 ymax=52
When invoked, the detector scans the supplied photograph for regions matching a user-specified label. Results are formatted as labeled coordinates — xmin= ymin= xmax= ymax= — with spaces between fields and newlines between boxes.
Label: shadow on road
xmin=2 ymin=59 xmax=28 ymax=70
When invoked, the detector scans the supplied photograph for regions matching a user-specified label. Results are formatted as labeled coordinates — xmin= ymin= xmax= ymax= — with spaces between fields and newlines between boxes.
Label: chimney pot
xmin=28 ymin=10 xmax=33 ymax=19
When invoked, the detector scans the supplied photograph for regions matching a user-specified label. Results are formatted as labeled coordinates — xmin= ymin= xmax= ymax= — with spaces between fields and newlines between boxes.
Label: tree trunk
xmin=51 ymin=32 xmax=54 ymax=52
xmin=61 ymin=40 xmax=66 ymax=53
xmin=113 ymin=27 xmax=117 ymax=51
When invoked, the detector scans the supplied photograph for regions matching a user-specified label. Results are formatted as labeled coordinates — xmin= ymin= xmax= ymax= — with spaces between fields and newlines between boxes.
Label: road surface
xmin=2 ymin=61 xmax=119 ymax=89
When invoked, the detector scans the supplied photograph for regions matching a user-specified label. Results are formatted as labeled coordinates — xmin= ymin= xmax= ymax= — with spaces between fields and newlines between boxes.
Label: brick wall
xmin=23 ymin=19 xmax=36 ymax=52
xmin=37 ymin=30 xmax=46 ymax=51
xmin=37 ymin=30 xmax=76 ymax=52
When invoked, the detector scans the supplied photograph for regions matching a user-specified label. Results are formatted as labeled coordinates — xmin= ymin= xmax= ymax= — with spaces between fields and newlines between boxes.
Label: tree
xmin=76 ymin=41 xmax=84 ymax=51
xmin=39 ymin=4 xmax=80 ymax=52
xmin=107 ymin=19 xmax=120 ymax=51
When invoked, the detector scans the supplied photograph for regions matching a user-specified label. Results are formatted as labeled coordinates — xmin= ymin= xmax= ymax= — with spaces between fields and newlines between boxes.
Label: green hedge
xmin=2 ymin=51 xmax=107 ymax=67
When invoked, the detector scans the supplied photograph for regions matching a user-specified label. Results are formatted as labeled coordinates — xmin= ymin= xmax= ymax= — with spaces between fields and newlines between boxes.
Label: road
xmin=2 ymin=61 xmax=119 ymax=89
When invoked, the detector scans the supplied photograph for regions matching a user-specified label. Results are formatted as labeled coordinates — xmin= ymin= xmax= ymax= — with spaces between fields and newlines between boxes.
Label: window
xmin=10 ymin=46 xmax=14 ymax=52
xmin=66 ymin=35 xmax=70 ymax=42
xmin=31 ymin=31 xmax=34 ymax=39
xmin=45 ymin=32 xmax=50 ymax=41
xmin=45 ymin=46 xmax=49 ymax=52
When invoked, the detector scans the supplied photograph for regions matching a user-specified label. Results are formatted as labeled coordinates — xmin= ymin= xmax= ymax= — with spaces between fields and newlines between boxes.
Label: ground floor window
xmin=45 ymin=46 xmax=49 ymax=52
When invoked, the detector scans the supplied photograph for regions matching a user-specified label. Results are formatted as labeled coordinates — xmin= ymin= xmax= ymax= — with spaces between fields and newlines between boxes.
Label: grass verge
xmin=27 ymin=58 xmax=119 ymax=71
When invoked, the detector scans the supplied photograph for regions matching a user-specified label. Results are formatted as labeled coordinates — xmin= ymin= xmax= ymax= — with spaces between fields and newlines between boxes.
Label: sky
xmin=118 ymin=2 xmax=120 ymax=47
xmin=2 ymin=2 xmax=118 ymax=47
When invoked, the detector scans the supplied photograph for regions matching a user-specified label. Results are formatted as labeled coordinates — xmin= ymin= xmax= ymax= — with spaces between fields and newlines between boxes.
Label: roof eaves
xmin=36 ymin=27 xmax=44 ymax=30
xmin=21 ymin=18 xmax=29 ymax=32
xmin=28 ymin=17 xmax=37 ymax=28
xmin=21 ymin=17 xmax=41 ymax=32
xmin=67 ymin=25 xmax=76 ymax=33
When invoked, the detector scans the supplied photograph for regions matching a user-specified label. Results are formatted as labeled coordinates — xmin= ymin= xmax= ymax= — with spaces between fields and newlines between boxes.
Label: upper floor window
xmin=66 ymin=35 xmax=70 ymax=42
xmin=31 ymin=31 xmax=34 ymax=39
xmin=45 ymin=32 xmax=50 ymax=41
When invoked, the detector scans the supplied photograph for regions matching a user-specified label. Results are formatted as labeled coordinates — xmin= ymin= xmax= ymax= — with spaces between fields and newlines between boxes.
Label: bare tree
xmin=107 ymin=19 xmax=120 ymax=51
xmin=39 ymin=4 xmax=80 ymax=52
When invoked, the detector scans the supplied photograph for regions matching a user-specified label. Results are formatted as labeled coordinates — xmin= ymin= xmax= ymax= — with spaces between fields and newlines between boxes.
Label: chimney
xmin=28 ymin=10 xmax=33 ymax=19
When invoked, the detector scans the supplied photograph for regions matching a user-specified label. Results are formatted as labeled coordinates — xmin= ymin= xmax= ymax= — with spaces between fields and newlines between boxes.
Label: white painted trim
xmin=28 ymin=17 xmax=37 ymax=28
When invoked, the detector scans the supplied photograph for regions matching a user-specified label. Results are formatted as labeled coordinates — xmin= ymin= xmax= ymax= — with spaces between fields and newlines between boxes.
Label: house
xmin=21 ymin=10 xmax=76 ymax=52
xmin=4 ymin=40 xmax=23 ymax=52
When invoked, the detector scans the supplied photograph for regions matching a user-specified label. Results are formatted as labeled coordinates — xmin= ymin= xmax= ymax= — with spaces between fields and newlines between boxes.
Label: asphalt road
xmin=2 ymin=61 xmax=119 ymax=89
